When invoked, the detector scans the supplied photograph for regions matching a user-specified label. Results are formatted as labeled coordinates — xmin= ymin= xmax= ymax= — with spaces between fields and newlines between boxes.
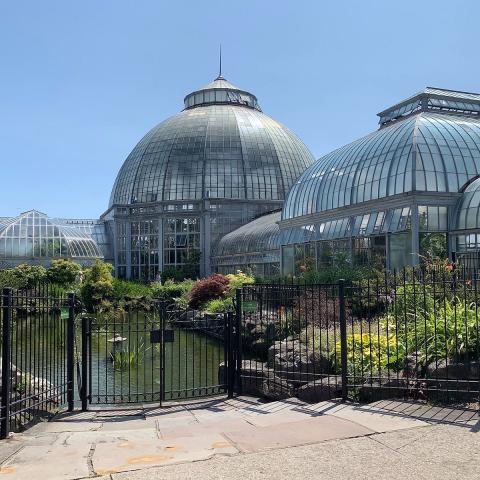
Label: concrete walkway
xmin=0 ymin=397 xmax=478 ymax=479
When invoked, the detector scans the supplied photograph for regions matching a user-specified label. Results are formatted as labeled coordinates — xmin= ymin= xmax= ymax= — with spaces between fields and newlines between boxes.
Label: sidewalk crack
xmin=87 ymin=443 xmax=96 ymax=477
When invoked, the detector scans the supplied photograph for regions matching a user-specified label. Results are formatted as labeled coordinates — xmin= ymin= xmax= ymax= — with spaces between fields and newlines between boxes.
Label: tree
xmin=80 ymin=260 xmax=114 ymax=311
xmin=48 ymin=259 xmax=81 ymax=287
xmin=7 ymin=264 xmax=47 ymax=289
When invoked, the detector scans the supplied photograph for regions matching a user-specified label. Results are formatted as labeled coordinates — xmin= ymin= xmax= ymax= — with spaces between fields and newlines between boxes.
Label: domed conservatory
xmin=102 ymin=74 xmax=314 ymax=280
xmin=213 ymin=87 xmax=480 ymax=276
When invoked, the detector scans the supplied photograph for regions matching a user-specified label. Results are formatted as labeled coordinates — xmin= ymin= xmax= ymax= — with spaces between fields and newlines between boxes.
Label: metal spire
xmin=217 ymin=44 xmax=224 ymax=80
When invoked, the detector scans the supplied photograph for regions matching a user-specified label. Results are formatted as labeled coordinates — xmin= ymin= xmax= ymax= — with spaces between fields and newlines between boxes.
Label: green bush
xmin=150 ymin=279 xmax=194 ymax=304
xmin=112 ymin=279 xmax=151 ymax=299
xmin=225 ymin=271 xmax=255 ymax=297
xmin=204 ymin=297 xmax=233 ymax=313
xmin=391 ymin=284 xmax=435 ymax=321
xmin=80 ymin=260 xmax=114 ymax=311
xmin=334 ymin=333 xmax=405 ymax=377
xmin=386 ymin=296 xmax=480 ymax=365
xmin=47 ymin=259 xmax=81 ymax=287
xmin=0 ymin=264 xmax=48 ymax=289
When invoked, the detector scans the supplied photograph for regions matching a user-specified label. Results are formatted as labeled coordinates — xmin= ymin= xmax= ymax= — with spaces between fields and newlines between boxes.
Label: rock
xmin=250 ymin=322 xmax=277 ymax=342
xmin=239 ymin=360 xmax=274 ymax=397
xmin=297 ymin=376 xmax=342 ymax=402
xmin=403 ymin=354 xmax=423 ymax=377
xmin=250 ymin=339 xmax=270 ymax=358
xmin=268 ymin=339 xmax=332 ymax=384
xmin=358 ymin=378 xmax=410 ymax=402
xmin=261 ymin=376 xmax=291 ymax=400
xmin=426 ymin=359 xmax=479 ymax=379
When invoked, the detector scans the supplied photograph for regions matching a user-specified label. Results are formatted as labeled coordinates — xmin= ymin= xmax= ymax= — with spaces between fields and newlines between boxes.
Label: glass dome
xmin=0 ymin=210 xmax=103 ymax=261
xmin=283 ymin=109 xmax=480 ymax=220
xmin=456 ymin=177 xmax=480 ymax=230
xmin=214 ymin=210 xmax=281 ymax=257
xmin=213 ymin=211 xmax=281 ymax=276
xmin=109 ymin=75 xmax=314 ymax=206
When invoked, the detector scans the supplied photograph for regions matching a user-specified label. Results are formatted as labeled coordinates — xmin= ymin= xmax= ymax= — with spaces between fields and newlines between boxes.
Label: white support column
xmin=126 ymin=222 xmax=132 ymax=280
xmin=201 ymin=200 xmax=211 ymax=277
xmin=158 ymin=217 xmax=164 ymax=276
xmin=411 ymin=204 xmax=420 ymax=266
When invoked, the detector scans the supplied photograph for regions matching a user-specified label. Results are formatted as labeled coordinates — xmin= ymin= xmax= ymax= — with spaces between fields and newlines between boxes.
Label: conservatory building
xmin=0 ymin=210 xmax=106 ymax=268
xmin=103 ymin=74 xmax=314 ymax=281
xmin=278 ymin=87 xmax=480 ymax=275
xmin=212 ymin=210 xmax=281 ymax=277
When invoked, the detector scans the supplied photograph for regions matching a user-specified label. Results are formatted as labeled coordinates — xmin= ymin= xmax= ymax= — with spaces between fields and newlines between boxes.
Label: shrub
xmin=385 ymin=296 xmax=480 ymax=365
xmin=188 ymin=274 xmax=230 ymax=309
xmin=225 ymin=271 xmax=254 ymax=297
xmin=160 ymin=266 xmax=186 ymax=282
xmin=47 ymin=259 xmax=81 ymax=287
xmin=0 ymin=264 xmax=48 ymax=289
xmin=80 ymin=260 xmax=114 ymax=311
xmin=293 ymin=291 xmax=347 ymax=328
xmin=333 ymin=333 xmax=405 ymax=377
xmin=204 ymin=297 xmax=233 ymax=313
xmin=112 ymin=279 xmax=151 ymax=299
xmin=391 ymin=284 xmax=435 ymax=321
xmin=150 ymin=279 xmax=194 ymax=304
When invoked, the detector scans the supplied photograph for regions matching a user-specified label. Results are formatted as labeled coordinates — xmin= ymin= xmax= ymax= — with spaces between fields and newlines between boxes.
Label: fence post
xmin=338 ymin=279 xmax=348 ymax=402
xmin=235 ymin=288 xmax=242 ymax=395
xmin=227 ymin=311 xmax=235 ymax=398
xmin=159 ymin=300 xmax=166 ymax=407
xmin=1 ymin=288 xmax=12 ymax=439
xmin=80 ymin=315 xmax=89 ymax=411
xmin=66 ymin=293 xmax=75 ymax=412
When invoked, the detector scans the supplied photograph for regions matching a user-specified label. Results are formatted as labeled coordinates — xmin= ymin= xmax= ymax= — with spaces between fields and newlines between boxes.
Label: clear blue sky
xmin=2 ymin=0 xmax=479 ymax=218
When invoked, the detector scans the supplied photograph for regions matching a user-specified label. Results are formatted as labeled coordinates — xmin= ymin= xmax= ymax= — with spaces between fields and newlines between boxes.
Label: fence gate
xmin=83 ymin=303 xmax=236 ymax=407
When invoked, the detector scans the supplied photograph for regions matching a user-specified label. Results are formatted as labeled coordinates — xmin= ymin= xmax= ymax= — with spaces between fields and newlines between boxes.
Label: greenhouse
xmin=103 ymin=73 xmax=314 ymax=281
xmin=0 ymin=210 xmax=104 ymax=268
xmin=212 ymin=210 xmax=281 ymax=276
xmin=278 ymin=87 xmax=480 ymax=274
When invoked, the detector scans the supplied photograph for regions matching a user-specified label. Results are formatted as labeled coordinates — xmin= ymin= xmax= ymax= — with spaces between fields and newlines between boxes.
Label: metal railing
xmin=0 ymin=285 xmax=75 ymax=439
xmin=239 ymin=268 xmax=480 ymax=404
xmin=83 ymin=302 xmax=238 ymax=406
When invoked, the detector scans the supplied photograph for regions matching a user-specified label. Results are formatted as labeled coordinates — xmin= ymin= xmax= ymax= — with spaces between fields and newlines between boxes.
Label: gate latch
xmin=150 ymin=329 xmax=175 ymax=343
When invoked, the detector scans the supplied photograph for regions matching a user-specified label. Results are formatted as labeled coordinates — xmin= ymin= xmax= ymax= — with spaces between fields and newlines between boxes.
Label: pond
xmin=10 ymin=313 xmax=227 ymax=406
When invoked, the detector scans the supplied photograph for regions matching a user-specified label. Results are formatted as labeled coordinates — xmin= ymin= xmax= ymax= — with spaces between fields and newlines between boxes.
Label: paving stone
xmin=325 ymin=403 xmax=430 ymax=432
xmin=159 ymin=418 xmax=256 ymax=439
xmin=223 ymin=415 xmax=373 ymax=453
xmin=99 ymin=418 xmax=157 ymax=431
xmin=1 ymin=443 xmax=90 ymax=480
xmin=53 ymin=427 xmax=159 ymax=446
xmin=26 ymin=418 xmax=102 ymax=434
xmin=92 ymin=433 xmax=238 ymax=475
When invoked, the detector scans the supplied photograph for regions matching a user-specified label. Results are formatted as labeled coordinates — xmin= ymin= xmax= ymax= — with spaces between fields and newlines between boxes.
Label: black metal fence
xmin=1 ymin=266 xmax=478 ymax=439
xmin=84 ymin=302 xmax=237 ymax=405
xmin=0 ymin=285 xmax=75 ymax=439
xmin=239 ymin=267 xmax=480 ymax=404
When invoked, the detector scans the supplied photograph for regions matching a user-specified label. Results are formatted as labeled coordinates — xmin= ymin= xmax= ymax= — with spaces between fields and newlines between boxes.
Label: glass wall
xmin=131 ymin=220 xmax=159 ymax=281
xmin=0 ymin=210 xmax=103 ymax=266
xmin=163 ymin=217 xmax=200 ymax=275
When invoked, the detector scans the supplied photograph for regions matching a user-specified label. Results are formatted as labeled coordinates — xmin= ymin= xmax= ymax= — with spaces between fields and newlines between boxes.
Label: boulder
xmin=261 ymin=376 xmax=291 ymax=400
xmin=424 ymin=359 xmax=479 ymax=399
xmin=426 ymin=359 xmax=479 ymax=380
xmin=250 ymin=339 xmax=270 ymax=358
xmin=358 ymin=378 xmax=411 ymax=402
xmin=268 ymin=339 xmax=331 ymax=384
xmin=296 ymin=376 xmax=342 ymax=402
xmin=240 ymin=360 xmax=275 ymax=397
